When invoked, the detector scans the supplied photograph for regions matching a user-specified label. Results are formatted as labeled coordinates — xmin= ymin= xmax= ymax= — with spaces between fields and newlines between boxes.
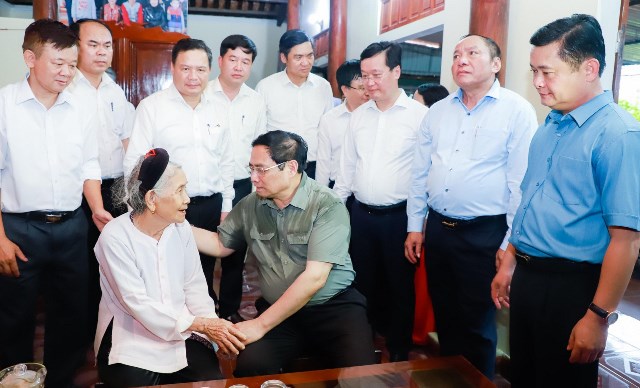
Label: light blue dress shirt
xmin=407 ymin=80 xmax=538 ymax=249
xmin=510 ymin=91 xmax=640 ymax=263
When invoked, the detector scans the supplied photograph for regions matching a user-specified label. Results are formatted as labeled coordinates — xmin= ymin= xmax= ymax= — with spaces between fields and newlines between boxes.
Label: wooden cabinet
xmin=380 ymin=0 xmax=445 ymax=33
xmin=105 ymin=21 xmax=187 ymax=107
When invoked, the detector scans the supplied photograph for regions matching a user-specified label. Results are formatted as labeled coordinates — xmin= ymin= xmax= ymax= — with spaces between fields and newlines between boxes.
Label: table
xmin=142 ymin=357 xmax=496 ymax=387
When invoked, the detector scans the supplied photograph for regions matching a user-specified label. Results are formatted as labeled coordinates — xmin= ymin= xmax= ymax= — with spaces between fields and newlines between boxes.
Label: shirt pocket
xmin=286 ymin=231 xmax=310 ymax=266
xmin=248 ymin=227 xmax=275 ymax=267
xmin=542 ymin=156 xmax=592 ymax=206
xmin=471 ymin=128 xmax=508 ymax=160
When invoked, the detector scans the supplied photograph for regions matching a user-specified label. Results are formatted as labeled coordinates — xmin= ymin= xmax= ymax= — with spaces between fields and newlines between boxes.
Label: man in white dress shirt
xmin=0 ymin=19 xmax=109 ymax=388
xmin=404 ymin=35 xmax=538 ymax=378
xmin=68 ymin=18 xmax=135 ymax=345
xmin=256 ymin=29 xmax=334 ymax=179
xmin=205 ymin=34 xmax=266 ymax=322
xmin=124 ymin=38 xmax=234 ymax=310
xmin=316 ymin=59 xmax=369 ymax=188
xmin=334 ymin=42 xmax=428 ymax=361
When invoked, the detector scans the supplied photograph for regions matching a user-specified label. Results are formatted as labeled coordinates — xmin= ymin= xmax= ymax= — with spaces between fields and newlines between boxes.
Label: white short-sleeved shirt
xmin=67 ymin=71 xmax=135 ymax=179
xmin=334 ymin=90 xmax=428 ymax=206
xmin=124 ymin=85 xmax=235 ymax=211
xmin=0 ymin=79 xmax=100 ymax=212
xmin=256 ymin=70 xmax=334 ymax=162
xmin=205 ymin=77 xmax=266 ymax=180
xmin=316 ymin=102 xmax=351 ymax=186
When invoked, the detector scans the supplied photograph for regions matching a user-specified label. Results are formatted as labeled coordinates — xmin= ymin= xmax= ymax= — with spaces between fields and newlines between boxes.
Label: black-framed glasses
xmin=345 ymin=85 xmax=367 ymax=92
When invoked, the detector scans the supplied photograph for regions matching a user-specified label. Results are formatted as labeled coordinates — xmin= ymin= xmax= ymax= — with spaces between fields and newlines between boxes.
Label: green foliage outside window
xmin=619 ymin=100 xmax=640 ymax=122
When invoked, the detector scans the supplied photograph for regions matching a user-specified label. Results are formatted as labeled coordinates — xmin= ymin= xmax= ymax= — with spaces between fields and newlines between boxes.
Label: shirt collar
xmin=75 ymin=70 xmax=117 ymax=88
xmin=259 ymin=173 xmax=310 ymax=211
xmin=168 ymin=82 xmax=210 ymax=105
xmin=278 ymin=69 xmax=316 ymax=87
xmin=210 ymin=76 xmax=251 ymax=98
xmin=453 ymin=78 xmax=501 ymax=102
xmin=364 ymin=88 xmax=411 ymax=112
xmin=545 ymin=91 xmax=613 ymax=127
xmin=16 ymin=77 xmax=73 ymax=106
xmin=336 ymin=101 xmax=351 ymax=115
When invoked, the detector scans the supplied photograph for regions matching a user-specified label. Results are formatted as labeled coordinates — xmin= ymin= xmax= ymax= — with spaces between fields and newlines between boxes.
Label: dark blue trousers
xmin=424 ymin=210 xmax=507 ymax=379
xmin=0 ymin=210 xmax=88 ymax=388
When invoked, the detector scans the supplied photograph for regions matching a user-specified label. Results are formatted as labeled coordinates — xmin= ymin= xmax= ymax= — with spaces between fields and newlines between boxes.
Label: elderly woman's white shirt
xmin=94 ymin=213 xmax=217 ymax=373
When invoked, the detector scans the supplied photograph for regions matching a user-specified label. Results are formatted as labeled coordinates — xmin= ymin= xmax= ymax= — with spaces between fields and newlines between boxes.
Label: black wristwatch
xmin=588 ymin=302 xmax=619 ymax=325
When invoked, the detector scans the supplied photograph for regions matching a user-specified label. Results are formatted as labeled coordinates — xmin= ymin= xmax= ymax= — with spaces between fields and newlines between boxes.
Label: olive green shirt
xmin=218 ymin=173 xmax=355 ymax=305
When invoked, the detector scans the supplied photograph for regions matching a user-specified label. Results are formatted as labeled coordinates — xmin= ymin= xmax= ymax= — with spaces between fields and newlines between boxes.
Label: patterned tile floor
xmin=29 ymin=264 xmax=640 ymax=387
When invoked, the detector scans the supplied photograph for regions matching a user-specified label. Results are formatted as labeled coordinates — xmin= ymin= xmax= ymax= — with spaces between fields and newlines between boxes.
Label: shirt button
xmin=283 ymin=260 xmax=289 ymax=264
xmin=444 ymin=208 xmax=447 ymax=211
xmin=445 ymin=189 xmax=449 ymax=192
xmin=467 ymin=112 xmax=470 ymax=116
xmin=455 ymin=149 xmax=459 ymax=152
xmin=461 ymin=131 xmax=465 ymax=134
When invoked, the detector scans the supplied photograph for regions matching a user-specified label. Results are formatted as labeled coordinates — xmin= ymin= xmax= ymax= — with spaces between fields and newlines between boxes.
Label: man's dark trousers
xmin=424 ymin=210 xmax=507 ymax=379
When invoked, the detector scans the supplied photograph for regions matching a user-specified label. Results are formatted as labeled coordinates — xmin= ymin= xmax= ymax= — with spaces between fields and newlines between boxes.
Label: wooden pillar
xmin=288 ymin=0 xmax=300 ymax=30
xmin=469 ymin=0 xmax=509 ymax=86
xmin=612 ymin=0 xmax=630 ymax=102
xmin=33 ymin=0 xmax=56 ymax=20
xmin=328 ymin=0 xmax=346 ymax=97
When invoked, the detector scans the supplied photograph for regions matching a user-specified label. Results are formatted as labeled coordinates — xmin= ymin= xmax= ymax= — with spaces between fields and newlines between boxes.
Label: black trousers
xmin=97 ymin=322 xmax=222 ymax=387
xmin=234 ymin=287 xmax=376 ymax=377
xmin=218 ymin=178 xmax=252 ymax=317
xmin=349 ymin=200 xmax=415 ymax=357
xmin=424 ymin=210 xmax=507 ymax=379
xmin=510 ymin=256 xmax=601 ymax=388
xmin=0 ymin=210 xmax=88 ymax=388
xmin=82 ymin=177 xmax=128 ymax=345
xmin=186 ymin=193 xmax=223 ymax=307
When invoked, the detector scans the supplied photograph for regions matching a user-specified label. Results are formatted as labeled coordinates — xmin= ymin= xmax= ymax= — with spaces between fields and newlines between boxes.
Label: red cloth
xmin=412 ymin=247 xmax=435 ymax=345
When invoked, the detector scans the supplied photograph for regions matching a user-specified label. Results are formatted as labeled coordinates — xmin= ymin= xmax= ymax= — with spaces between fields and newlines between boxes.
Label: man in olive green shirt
xmin=193 ymin=130 xmax=376 ymax=377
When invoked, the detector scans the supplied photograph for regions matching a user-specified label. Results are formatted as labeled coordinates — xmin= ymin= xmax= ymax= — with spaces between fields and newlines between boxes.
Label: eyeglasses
xmin=345 ymin=85 xmax=367 ymax=92
xmin=246 ymin=161 xmax=287 ymax=176
xmin=361 ymin=69 xmax=390 ymax=82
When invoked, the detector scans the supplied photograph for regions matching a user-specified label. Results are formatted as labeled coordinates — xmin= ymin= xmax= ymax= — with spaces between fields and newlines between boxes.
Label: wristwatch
xmin=588 ymin=302 xmax=619 ymax=325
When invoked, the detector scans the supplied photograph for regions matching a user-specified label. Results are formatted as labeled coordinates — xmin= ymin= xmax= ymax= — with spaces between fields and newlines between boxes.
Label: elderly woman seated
xmin=94 ymin=148 xmax=246 ymax=388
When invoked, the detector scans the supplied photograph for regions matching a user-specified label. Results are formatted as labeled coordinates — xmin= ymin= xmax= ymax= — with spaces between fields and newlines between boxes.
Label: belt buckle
xmin=441 ymin=220 xmax=457 ymax=229
xmin=516 ymin=252 xmax=531 ymax=263
xmin=45 ymin=214 xmax=62 ymax=223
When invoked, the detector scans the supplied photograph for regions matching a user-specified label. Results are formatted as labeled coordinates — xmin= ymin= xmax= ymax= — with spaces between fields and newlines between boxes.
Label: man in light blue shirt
xmin=492 ymin=14 xmax=640 ymax=387
xmin=405 ymin=34 xmax=537 ymax=378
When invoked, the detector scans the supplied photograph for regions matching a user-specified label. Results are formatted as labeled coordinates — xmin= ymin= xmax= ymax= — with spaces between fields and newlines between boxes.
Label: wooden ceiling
xmin=188 ymin=0 xmax=287 ymax=25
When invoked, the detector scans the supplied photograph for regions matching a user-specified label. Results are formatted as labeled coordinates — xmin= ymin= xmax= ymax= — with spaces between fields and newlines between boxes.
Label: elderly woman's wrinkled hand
xmin=201 ymin=318 xmax=247 ymax=355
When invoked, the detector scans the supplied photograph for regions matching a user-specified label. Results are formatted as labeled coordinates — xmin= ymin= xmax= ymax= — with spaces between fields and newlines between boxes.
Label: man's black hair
xmin=252 ymin=130 xmax=308 ymax=173
xmin=172 ymin=38 xmax=213 ymax=68
xmin=220 ymin=34 xmax=257 ymax=61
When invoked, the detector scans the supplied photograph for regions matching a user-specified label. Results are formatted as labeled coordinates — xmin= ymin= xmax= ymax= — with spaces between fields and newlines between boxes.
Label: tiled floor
xmin=29 ymin=263 xmax=640 ymax=387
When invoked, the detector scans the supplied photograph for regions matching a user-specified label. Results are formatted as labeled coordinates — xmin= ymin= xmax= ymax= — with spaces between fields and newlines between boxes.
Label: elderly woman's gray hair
xmin=113 ymin=156 xmax=183 ymax=216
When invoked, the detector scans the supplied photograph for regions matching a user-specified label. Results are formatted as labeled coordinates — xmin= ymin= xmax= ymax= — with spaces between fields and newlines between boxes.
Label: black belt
xmin=356 ymin=200 xmax=406 ymax=215
xmin=430 ymin=209 xmax=504 ymax=229
xmin=515 ymin=250 xmax=600 ymax=272
xmin=189 ymin=192 xmax=221 ymax=205
xmin=6 ymin=207 xmax=80 ymax=224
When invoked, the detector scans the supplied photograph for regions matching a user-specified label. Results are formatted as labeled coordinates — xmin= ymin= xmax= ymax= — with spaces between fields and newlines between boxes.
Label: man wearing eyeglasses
xmin=316 ymin=59 xmax=369 ymax=189
xmin=404 ymin=35 xmax=538 ymax=378
xmin=256 ymin=29 xmax=334 ymax=179
xmin=334 ymin=42 xmax=428 ymax=362
xmin=204 ymin=34 xmax=266 ymax=323
xmin=192 ymin=130 xmax=376 ymax=377
xmin=124 ymin=38 xmax=235 ymax=310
